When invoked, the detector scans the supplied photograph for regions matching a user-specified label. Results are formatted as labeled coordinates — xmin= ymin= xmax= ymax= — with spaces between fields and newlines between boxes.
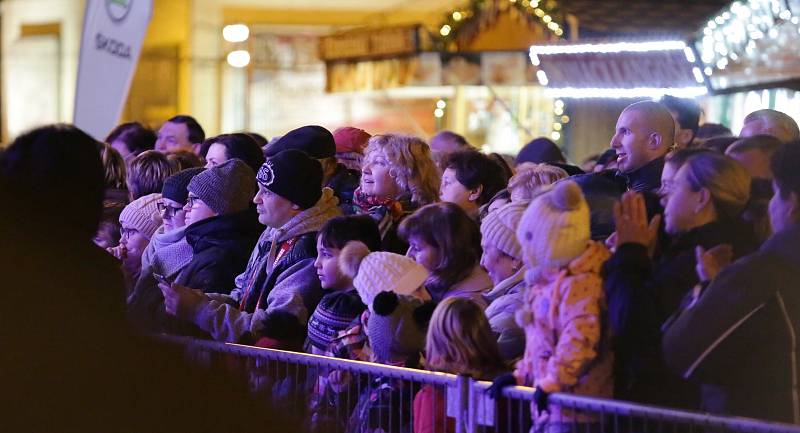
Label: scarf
xmin=352 ymin=187 xmax=412 ymax=239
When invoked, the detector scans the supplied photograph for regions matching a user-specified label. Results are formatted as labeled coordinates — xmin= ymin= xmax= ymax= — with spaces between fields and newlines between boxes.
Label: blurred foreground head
xmin=0 ymin=124 xmax=104 ymax=240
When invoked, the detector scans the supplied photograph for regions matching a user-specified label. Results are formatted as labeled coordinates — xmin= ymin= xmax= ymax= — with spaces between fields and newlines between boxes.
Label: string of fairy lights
xmin=437 ymin=0 xmax=565 ymax=47
xmin=697 ymin=0 xmax=798 ymax=80
xmin=433 ymin=0 xmax=566 ymax=142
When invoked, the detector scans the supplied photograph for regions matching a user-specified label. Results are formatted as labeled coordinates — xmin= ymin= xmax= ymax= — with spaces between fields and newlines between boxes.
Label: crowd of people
xmin=1 ymin=98 xmax=799 ymax=432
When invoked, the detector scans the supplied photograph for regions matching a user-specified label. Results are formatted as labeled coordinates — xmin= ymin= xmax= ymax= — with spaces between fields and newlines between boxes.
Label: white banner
xmin=73 ymin=0 xmax=153 ymax=140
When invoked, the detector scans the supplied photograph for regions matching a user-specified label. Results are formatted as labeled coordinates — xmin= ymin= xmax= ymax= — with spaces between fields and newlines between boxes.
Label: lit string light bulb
xmin=223 ymin=24 xmax=249 ymax=43
xmin=227 ymin=50 xmax=250 ymax=68
xmin=552 ymin=100 xmax=565 ymax=142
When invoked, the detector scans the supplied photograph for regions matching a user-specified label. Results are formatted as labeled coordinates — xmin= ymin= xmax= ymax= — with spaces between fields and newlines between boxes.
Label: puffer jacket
xmin=514 ymin=241 xmax=613 ymax=427
xmin=186 ymin=188 xmax=342 ymax=343
xmin=174 ymin=208 xmax=263 ymax=292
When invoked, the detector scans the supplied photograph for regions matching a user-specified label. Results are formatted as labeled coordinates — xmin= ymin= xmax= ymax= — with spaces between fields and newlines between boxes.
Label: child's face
xmin=406 ymin=235 xmax=440 ymax=273
xmin=440 ymin=167 xmax=476 ymax=213
xmin=314 ymin=237 xmax=351 ymax=290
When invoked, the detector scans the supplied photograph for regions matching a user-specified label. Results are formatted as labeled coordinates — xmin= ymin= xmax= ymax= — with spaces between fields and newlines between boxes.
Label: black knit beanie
xmin=264 ymin=125 xmax=336 ymax=159
xmin=162 ymin=167 xmax=204 ymax=205
xmin=257 ymin=149 xmax=323 ymax=209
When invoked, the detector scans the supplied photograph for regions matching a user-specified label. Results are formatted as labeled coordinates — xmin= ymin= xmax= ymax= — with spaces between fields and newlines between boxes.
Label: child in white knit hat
xmin=326 ymin=240 xmax=430 ymax=361
xmin=309 ymin=242 xmax=431 ymax=433
xmin=499 ymin=180 xmax=614 ymax=431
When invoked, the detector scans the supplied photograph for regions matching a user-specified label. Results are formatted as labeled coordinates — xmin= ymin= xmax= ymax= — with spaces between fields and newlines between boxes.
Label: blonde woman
xmin=413 ymin=297 xmax=509 ymax=433
xmin=349 ymin=134 xmax=440 ymax=253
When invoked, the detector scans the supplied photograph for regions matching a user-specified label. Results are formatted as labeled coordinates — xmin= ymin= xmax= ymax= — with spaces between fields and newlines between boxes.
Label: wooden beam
xmin=20 ymin=22 xmax=61 ymax=37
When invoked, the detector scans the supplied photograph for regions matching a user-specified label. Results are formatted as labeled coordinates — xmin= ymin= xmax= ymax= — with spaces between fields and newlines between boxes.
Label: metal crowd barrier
xmin=158 ymin=335 xmax=800 ymax=433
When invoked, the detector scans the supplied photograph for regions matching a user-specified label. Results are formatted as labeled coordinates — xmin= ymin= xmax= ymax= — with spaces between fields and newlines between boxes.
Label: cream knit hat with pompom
xmin=339 ymin=241 xmax=429 ymax=308
xmin=516 ymin=180 xmax=590 ymax=270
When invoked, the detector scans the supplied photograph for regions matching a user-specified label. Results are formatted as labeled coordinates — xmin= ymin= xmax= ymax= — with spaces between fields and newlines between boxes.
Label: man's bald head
xmin=610 ymin=101 xmax=675 ymax=173
xmin=741 ymin=109 xmax=800 ymax=143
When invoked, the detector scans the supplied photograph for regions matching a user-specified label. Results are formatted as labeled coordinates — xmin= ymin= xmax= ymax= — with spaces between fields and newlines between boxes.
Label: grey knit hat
xmin=366 ymin=292 xmax=434 ymax=364
xmin=187 ymin=159 xmax=255 ymax=215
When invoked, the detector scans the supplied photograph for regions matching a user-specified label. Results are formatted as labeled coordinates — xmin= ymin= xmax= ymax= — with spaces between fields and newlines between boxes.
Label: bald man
xmin=740 ymin=109 xmax=800 ymax=144
xmin=611 ymin=101 xmax=675 ymax=187
xmin=571 ymin=101 xmax=674 ymax=239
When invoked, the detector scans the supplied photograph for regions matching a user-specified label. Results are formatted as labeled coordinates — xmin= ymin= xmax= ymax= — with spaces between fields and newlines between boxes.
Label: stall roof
xmin=530 ymin=39 xmax=707 ymax=99
xmin=562 ymin=0 xmax=730 ymax=36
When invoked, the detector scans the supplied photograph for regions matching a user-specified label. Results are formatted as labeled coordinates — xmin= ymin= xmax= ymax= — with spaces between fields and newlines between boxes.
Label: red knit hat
xmin=333 ymin=127 xmax=371 ymax=154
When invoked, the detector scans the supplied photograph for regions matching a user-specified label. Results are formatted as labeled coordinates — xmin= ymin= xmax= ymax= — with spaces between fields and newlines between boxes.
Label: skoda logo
xmin=106 ymin=0 xmax=132 ymax=22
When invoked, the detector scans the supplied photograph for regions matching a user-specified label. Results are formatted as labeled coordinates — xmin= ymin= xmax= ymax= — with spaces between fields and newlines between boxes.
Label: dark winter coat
xmin=572 ymin=157 xmax=664 ymax=239
xmin=603 ymin=218 xmax=757 ymax=407
xmin=327 ymin=163 xmax=360 ymax=210
xmin=663 ymin=223 xmax=800 ymax=423
xmin=174 ymin=209 xmax=263 ymax=292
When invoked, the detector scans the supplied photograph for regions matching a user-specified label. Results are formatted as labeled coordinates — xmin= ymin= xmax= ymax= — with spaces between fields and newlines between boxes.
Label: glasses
xmin=120 ymin=227 xmax=139 ymax=239
xmin=157 ymin=202 xmax=183 ymax=218
xmin=186 ymin=195 xmax=201 ymax=208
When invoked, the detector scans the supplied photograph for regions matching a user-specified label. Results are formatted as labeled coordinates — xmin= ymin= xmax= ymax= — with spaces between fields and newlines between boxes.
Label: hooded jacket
xmin=662 ymin=223 xmax=800 ymax=423
xmin=188 ymin=188 xmax=342 ymax=343
xmin=514 ymin=241 xmax=613 ymax=426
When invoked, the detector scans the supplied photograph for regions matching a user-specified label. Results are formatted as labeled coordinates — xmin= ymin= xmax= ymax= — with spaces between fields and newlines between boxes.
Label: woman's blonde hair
xmin=363 ymin=134 xmax=440 ymax=206
xmin=425 ymin=297 xmax=505 ymax=379
xmin=682 ymin=152 xmax=751 ymax=219
xmin=507 ymin=162 xmax=568 ymax=201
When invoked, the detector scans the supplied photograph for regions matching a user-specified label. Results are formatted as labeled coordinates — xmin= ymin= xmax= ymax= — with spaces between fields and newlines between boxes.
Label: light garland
xmin=542 ymin=87 xmax=708 ymax=99
xmin=437 ymin=0 xmax=565 ymax=51
xmin=551 ymin=99 xmax=564 ymax=142
xmin=697 ymin=0 xmax=795 ymax=77
xmin=434 ymin=99 xmax=446 ymax=119
xmin=530 ymin=40 xmax=687 ymax=55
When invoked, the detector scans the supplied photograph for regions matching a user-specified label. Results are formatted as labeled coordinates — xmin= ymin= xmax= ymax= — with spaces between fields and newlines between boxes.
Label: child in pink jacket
xmin=514 ymin=181 xmax=614 ymax=432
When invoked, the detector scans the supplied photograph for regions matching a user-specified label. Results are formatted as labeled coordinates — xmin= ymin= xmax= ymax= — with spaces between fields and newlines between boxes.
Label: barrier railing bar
xmin=473 ymin=382 xmax=800 ymax=433
xmin=157 ymin=334 xmax=456 ymax=385
xmin=160 ymin=334 xmax=800 ymax=433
